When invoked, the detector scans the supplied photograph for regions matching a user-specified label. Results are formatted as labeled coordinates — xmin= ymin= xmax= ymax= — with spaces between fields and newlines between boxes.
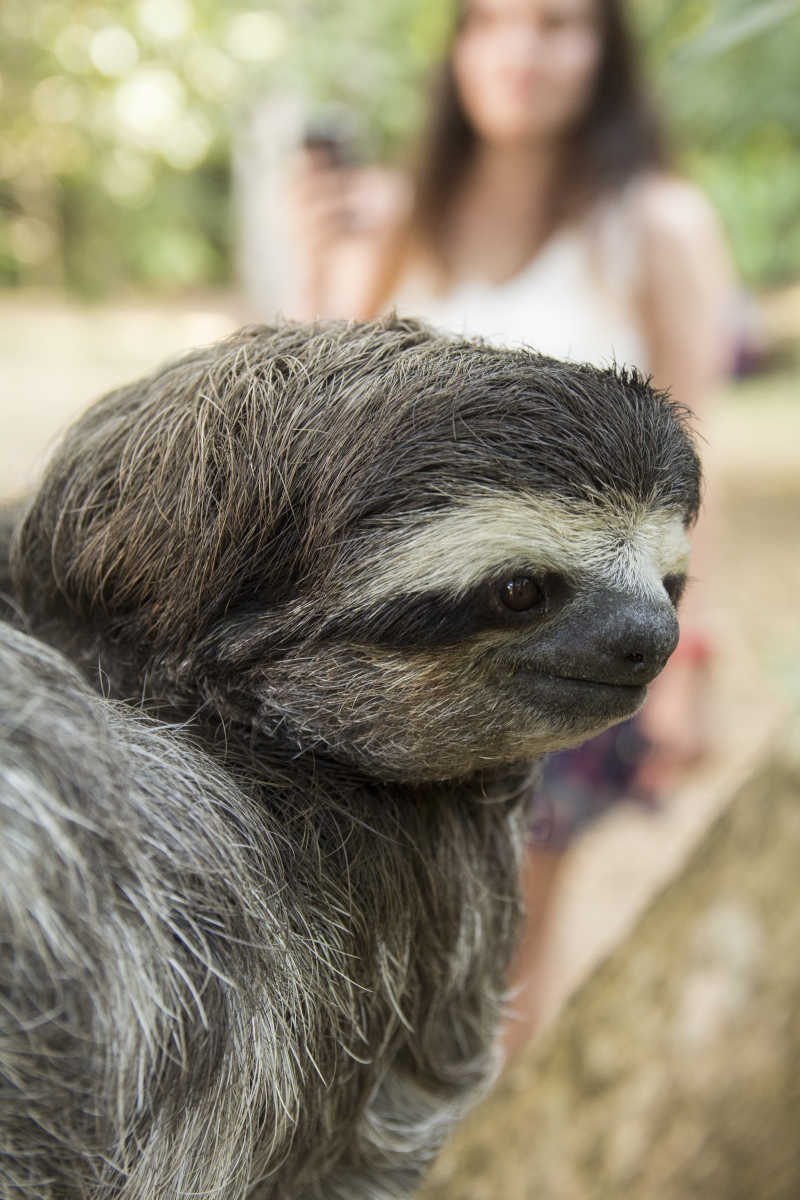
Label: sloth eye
xmin=500 ymin=575 xmax=544 ymax=613
xmin=662 ymin=573 xmax=687 ymax=607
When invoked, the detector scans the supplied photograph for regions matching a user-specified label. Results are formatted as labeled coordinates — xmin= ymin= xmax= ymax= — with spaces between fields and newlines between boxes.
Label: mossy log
xmin=421 ymin=723 xmax=800 ymax=1200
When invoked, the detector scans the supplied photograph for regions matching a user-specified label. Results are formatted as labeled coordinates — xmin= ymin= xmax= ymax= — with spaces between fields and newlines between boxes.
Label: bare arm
xmin=637 ymin=175 xmax=734 ymax=405
xmin=634 ymin=176 xmax=736 ymax=767
xmin=636 ymin=175 xmax=735 ymax=614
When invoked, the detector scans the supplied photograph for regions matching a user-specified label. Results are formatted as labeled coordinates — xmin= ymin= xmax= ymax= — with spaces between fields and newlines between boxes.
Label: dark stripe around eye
xmin=319 ymin=571 xmax=568 ymax=651
xmin=662 ymin=573 xmax=688 ymax=607
xmin=321 ymin=586 xmax=495 ymax=651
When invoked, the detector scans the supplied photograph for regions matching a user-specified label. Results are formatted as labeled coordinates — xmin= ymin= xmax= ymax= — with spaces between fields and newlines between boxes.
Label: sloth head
xmin=12 ymin=317 xmax=701 ymax=782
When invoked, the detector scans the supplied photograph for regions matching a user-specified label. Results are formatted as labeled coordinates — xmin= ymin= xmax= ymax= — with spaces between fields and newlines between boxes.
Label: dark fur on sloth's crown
xmin=13 ymin=315 xmax=699 ymax=657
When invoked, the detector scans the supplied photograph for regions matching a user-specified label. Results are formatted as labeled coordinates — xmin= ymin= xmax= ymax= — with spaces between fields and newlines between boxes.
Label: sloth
xmin=0 ymin=623 xmax=305 ymax=1199
xmin=4 ymin=316 xmax=701 ymax=1198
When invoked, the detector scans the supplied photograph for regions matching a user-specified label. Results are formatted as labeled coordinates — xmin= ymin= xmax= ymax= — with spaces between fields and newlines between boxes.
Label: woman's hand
xmin=286 ymin=153 xmax=410 ymax=320
xmin=287 ymin=149 xmax=359 ymax=317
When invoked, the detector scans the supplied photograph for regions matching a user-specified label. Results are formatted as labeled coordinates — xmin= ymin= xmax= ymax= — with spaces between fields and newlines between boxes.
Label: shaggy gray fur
xmin=0 ymin=622 xmax=524 ymax=1199
xmin=3 ymin=317 xmax=701 ymax=1197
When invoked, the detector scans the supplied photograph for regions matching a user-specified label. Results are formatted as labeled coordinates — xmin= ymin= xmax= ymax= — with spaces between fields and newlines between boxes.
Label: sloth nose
xmin=599 ymin=595 xmax=679 ymax=685
xmin=526 ymin=587 xmax=680 ymax=690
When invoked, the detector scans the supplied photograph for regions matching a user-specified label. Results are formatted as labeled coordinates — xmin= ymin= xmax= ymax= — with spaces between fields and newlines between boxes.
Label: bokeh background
xmin=2 ymin=2 xmax=799 ymax=1196
xmin=2 ymin=0 xmax=800 ymax=294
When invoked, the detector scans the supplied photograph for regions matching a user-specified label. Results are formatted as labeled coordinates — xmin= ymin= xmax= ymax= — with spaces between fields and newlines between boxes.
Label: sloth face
xmin=12 ymin=319 xmax=701 ymax=783
xmin=218 ymin=490 xmax=689 ymax=781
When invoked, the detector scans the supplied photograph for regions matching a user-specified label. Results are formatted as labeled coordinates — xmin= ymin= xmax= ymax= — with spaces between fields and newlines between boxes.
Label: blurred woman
xmin=288 ymin=0 xmax=734 ymax=1054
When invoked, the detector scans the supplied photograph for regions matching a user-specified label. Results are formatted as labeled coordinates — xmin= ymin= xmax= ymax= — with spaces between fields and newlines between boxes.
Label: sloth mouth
xmin=515 ymin=670 xmax=647 ymax=717
xmin=547 ymin=674 xmax=644 ymax=692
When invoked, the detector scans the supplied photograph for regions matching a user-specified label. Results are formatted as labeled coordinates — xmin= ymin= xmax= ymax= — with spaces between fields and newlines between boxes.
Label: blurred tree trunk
xmin=420 ymin=720 xmax=800 ymax=1200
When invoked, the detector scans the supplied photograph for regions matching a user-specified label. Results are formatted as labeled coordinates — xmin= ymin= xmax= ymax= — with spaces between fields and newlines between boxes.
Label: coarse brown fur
xmin=3 ymin=316 xmax=701 ymax=1197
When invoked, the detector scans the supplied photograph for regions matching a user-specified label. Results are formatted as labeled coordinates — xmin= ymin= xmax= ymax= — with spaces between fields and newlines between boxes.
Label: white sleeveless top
xmin=392 ymin=200 xmax=649 ymax=371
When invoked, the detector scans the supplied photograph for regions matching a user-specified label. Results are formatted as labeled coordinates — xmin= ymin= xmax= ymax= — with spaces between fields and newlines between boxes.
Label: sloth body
xmin=3 ymin=318 xmax=700 ymax=1198
xmin=0 ymin=623 xmax=512 ymax=1199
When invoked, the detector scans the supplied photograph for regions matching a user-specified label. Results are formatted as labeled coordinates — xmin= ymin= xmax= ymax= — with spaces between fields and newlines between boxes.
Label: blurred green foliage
xmin=1 ymin=0 xmax=798 ymax=294
xmin=638 ymin=0 xmax=800 ymax=285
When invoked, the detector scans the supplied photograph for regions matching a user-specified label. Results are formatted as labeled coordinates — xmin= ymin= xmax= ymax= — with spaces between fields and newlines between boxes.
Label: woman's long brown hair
xmin=366 ymin=0 xmax=669 ymax=316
